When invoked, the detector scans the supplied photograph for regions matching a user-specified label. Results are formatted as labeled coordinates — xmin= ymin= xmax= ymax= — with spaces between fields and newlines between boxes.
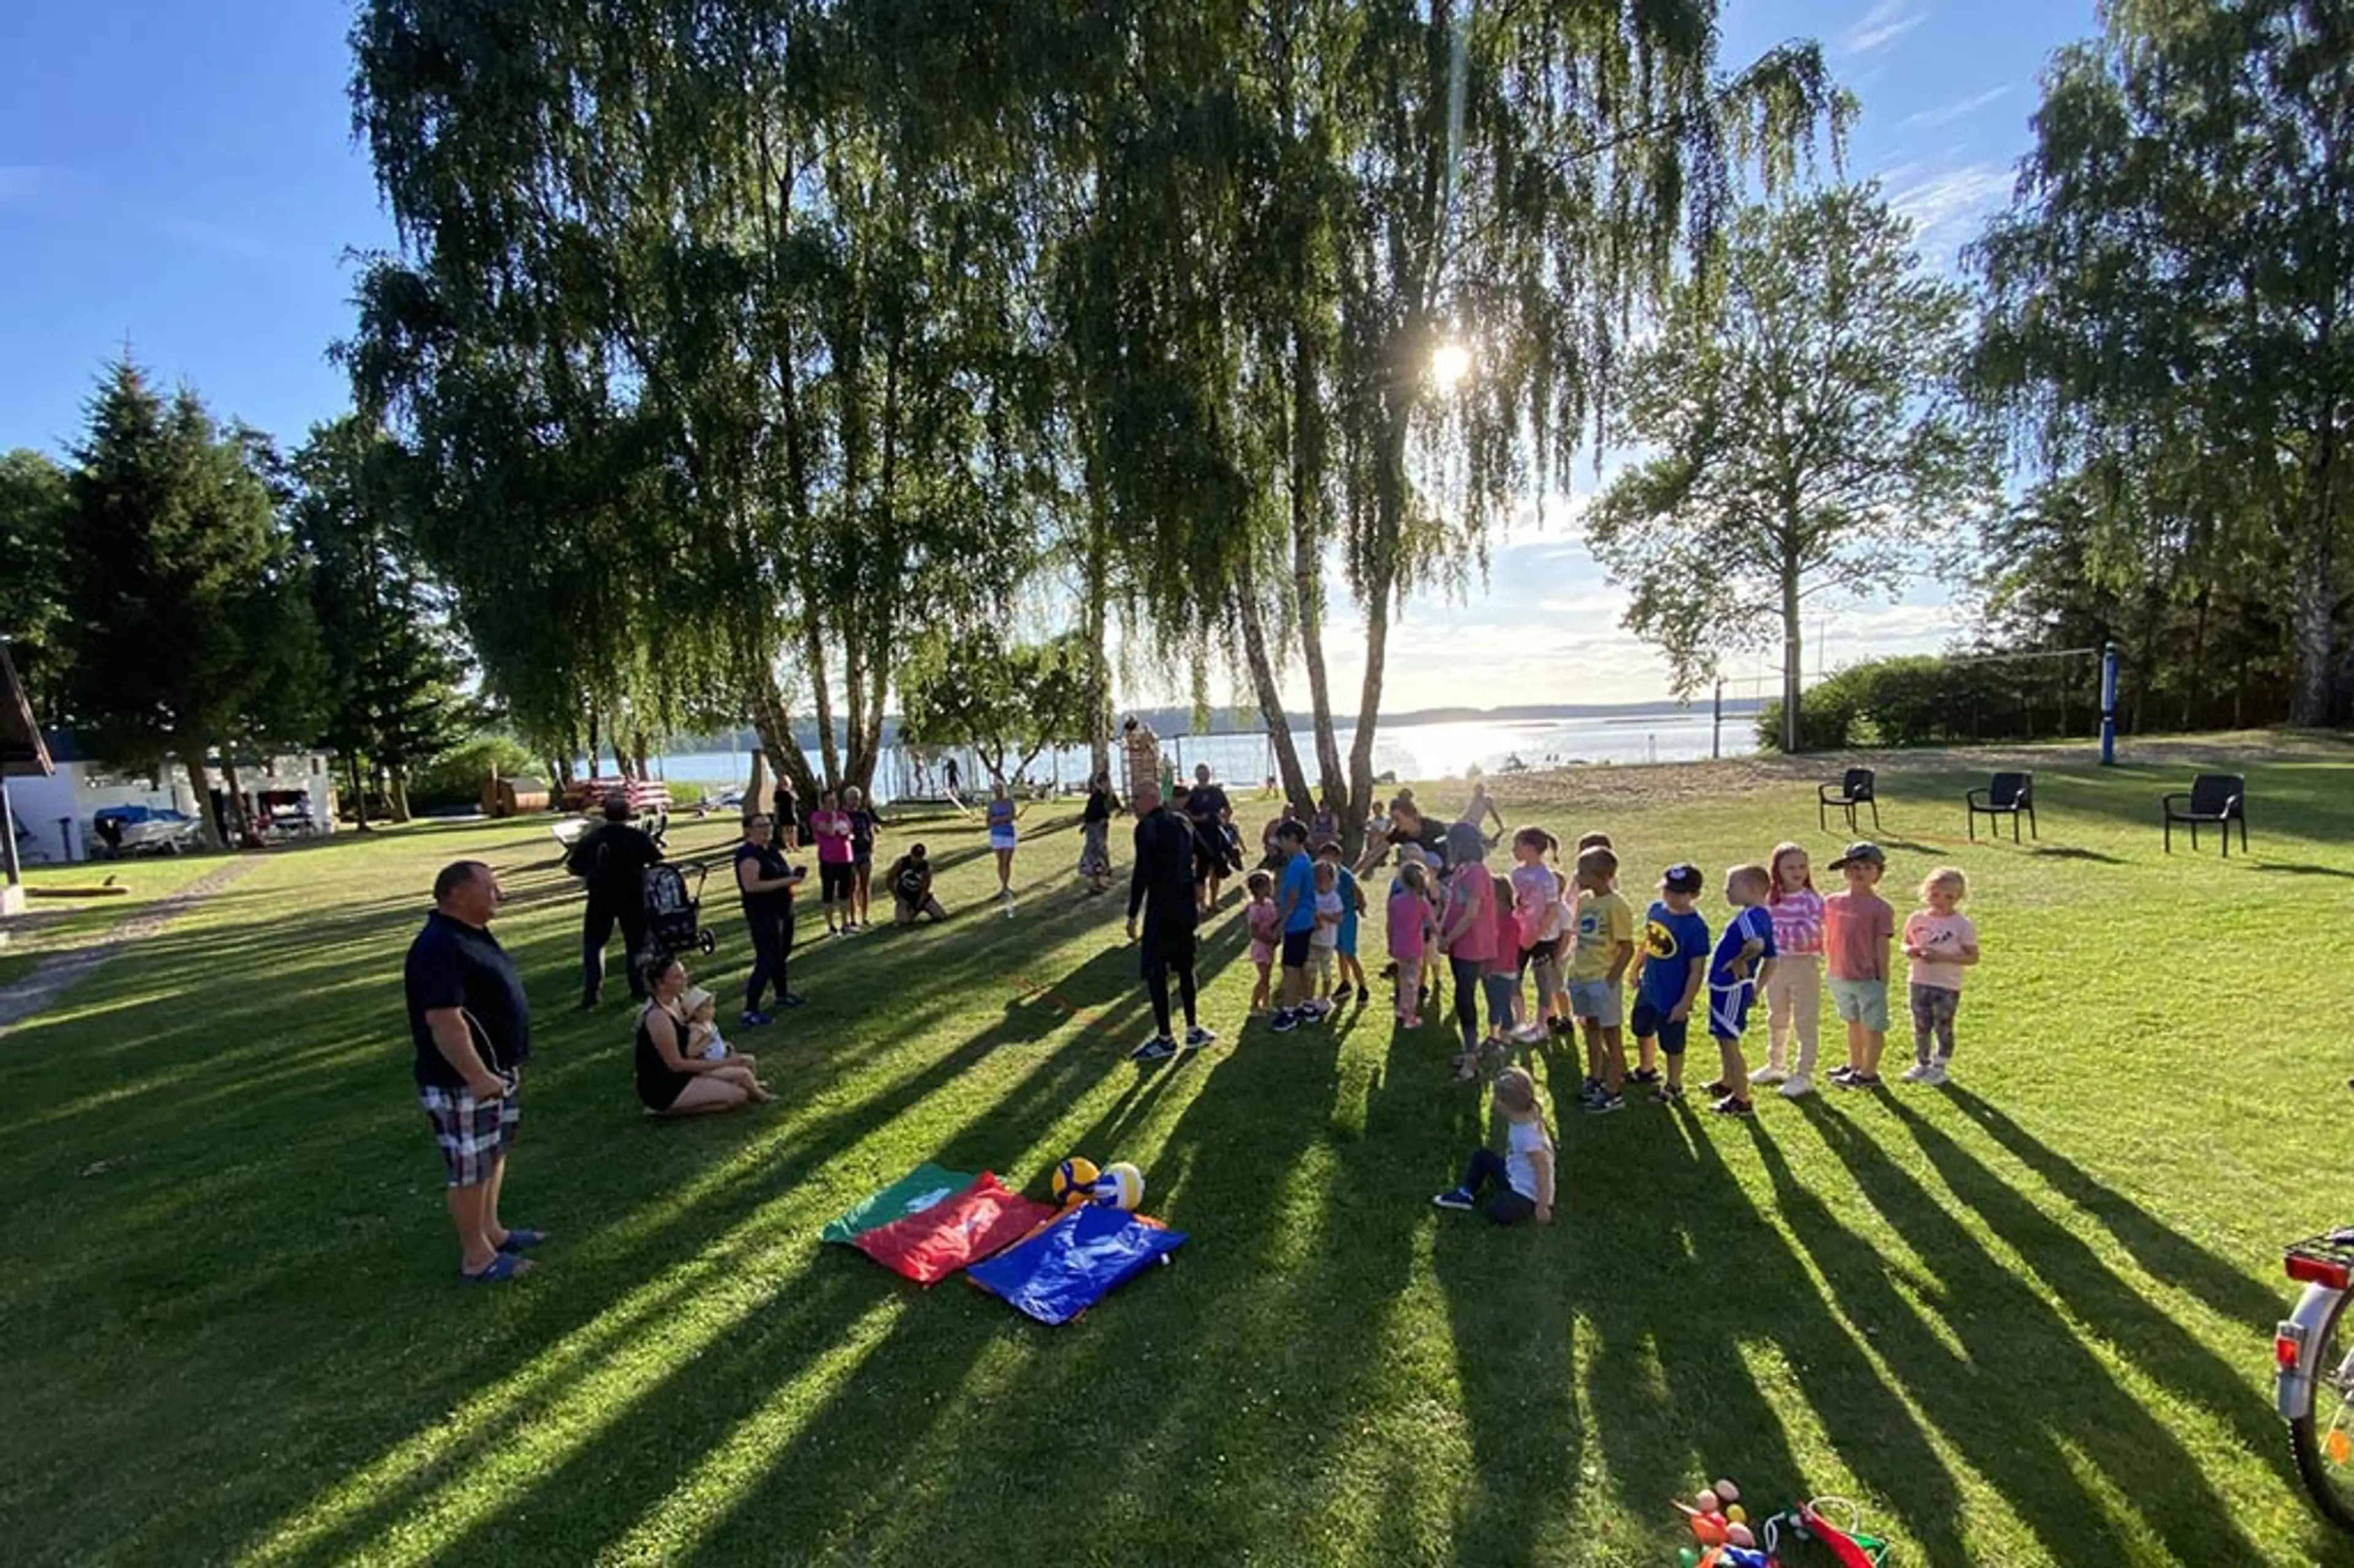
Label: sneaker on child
xmin=1184 ymin=1026 xmax=1218 ymax=1049
xmin=1583 ymin=1091 xmax=1626 ymax=1115
xmin=1431 ymin=1187 xmax=1476 ymax=1212
xmin=1270 ymin=1009 xmax=1299 ymax=1033
xmin=1130 ymin=1037 xmax=1176 ymax=1061
xmin=1748 ymin=1065 xmax=1789 ymax=1086
xmin=1899 ymin=1062 xmax=1932 ymax=1083
xmin=1779 ymin=1075 xmax=1816 ymax=1099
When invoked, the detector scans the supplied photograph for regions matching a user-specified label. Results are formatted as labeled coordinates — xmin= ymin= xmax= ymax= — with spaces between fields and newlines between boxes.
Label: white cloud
xmin=1901 ymin=85 xmax=2012 ymax=129
xmin=1842 ymin=1 xmax=1929 ymax=57
xmin=1889 ymin=162 xmax=2014 ymax=259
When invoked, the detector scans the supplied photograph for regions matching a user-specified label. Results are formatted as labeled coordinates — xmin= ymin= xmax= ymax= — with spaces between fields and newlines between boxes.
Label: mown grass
xmin=0 ymin=855 xmax=224 ymax=988
xmin=2 ymin=742 xmax=2353 ymax=1566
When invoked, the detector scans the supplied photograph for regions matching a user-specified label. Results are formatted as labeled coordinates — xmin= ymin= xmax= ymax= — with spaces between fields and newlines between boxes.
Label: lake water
xmin=642 ymin=709 xmax=1753 ymax=804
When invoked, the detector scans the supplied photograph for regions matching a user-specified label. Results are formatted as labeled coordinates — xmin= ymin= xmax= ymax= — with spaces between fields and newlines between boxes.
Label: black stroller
xmin=644 ymin=862 xmax=717 ymax=959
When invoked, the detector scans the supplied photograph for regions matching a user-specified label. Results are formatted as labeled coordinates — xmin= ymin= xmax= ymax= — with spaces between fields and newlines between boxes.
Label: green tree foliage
xmin=1971 ymin=0 xmax=2354 ymax=725
xmin=288 ymin=417 xmax=474 ymax=824
xmin=345 ymin=0 xmax=1037 ymax=801
xmin=1756 ymin=650 xmax=2103 ymax=752
xmin=1586 ymin=187 xmax=1995 ymax=752
xmin=0 ymin=449 xmax=71 ymax=715
xmin=896 ymin=630 xmax=1097 ymax=789
xmin=55 ymin=361 xmax=325 ymax=848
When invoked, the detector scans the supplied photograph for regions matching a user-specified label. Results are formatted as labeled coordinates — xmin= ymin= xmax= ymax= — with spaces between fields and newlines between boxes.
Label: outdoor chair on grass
xmin=1966 ymin=771 xmax=2036 ymax=842
xmin=2162 ymin=773 xmax=2246 ymax=856
xmin=1818 ymin=768 xmax=1880 ymax=834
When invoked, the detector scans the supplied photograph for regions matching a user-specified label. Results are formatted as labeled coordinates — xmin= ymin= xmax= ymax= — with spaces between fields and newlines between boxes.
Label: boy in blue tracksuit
xmin=1703 ymin=864 xmax=1778 ymax=1119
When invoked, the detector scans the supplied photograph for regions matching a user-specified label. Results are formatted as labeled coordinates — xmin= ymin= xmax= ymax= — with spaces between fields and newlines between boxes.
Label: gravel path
xmin=0 ymin=860 xmax=256 ymax=1035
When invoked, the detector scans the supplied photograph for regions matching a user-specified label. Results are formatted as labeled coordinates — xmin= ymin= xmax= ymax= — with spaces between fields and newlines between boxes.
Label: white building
xmin=4 ymin=733 xmax=337 ymax=864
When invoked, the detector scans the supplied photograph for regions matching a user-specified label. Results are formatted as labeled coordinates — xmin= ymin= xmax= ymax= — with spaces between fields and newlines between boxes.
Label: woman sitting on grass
xmin=636 ymin=956 xmax=773 ymax=1116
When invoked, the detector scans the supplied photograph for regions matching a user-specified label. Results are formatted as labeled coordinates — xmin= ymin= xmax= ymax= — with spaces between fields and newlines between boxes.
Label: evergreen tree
xmin=0 ymin=449 xmax=71 ymax=715
xmin=57 ymin=360 xmax=308 ymax=848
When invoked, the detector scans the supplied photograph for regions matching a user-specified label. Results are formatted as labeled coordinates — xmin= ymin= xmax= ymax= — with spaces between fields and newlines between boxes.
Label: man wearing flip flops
xmin=404 ymin=861 xmax=547 ymax=1284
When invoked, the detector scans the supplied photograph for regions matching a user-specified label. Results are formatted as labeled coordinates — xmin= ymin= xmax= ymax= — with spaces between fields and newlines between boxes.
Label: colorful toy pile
xmin=821 ymin=1155 xmax=1184 ymax=1325
xmin=1673 ymin=1479 xmax=1890 ymax=1567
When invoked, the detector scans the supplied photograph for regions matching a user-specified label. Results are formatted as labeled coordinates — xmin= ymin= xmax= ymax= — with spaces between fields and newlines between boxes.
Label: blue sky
xmin=0 ymin=0 xmax=2099 ymax=709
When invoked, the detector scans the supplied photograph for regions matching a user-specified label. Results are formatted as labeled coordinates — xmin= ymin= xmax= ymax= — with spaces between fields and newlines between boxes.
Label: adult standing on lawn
xmin=1184 ymin=763 xmax=1232 ymax=911
xmin=809 ymin=788 xmax=856 ymax=936
xmin=574 ymin=794 xmax=661 ymax=1010
xmin=405 ymin=860 xmax=541 ymax=1284
xmin=736 ymin=812 xmax=807 ymax=1026
xmin=1126 ymin=780 xmax=1214 ymax=1060
xmin=1079 ymin=771 xmax=1119 ymax=895
xmin=845 ymin=785 xmax=883 ymax=929
xmin=986 ymin=779 xmax=1021 ymax=911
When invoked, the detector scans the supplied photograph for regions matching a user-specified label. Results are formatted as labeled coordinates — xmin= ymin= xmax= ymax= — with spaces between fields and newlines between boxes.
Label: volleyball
xmin=1049 ymin=1157 xmax=1100 ymax=1205
xmin=1093 ymin=1161 xmax=1145 ymax=1211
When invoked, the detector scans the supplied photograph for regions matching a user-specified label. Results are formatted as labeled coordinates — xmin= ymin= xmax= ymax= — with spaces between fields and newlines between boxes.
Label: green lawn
xmin=4 ymin=742 xmax=2354 ymax=1566
xmin=0 ymin=854 xmax=227 ymax=989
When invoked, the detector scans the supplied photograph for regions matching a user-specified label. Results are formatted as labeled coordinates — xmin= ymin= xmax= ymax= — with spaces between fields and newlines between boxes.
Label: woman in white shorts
xmin=986 ymin=781 xmax=1021 ymax=908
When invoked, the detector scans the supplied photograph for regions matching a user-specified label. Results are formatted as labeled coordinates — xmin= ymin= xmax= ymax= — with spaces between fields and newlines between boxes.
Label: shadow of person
xmin=1794 ymin=1097 xmax=2268 ymax=1565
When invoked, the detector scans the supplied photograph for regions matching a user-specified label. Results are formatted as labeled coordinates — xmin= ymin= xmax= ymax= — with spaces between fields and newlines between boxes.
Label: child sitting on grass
xmin=1431 ymin=1065 xmax=1554 ymax=1225
xmin=1900 ymin=866 xmax=1979 ymax=1086
xmin=1245 ymin=870 xmax=1281 ymax=1014
xmin=1701 ymin=864 xmax=1777 ymax=1118
xmin=1388 ymin=860 xmax=1435 ymax=1027
xmin=1628 ymin=863 xmax=1709 ymax=1103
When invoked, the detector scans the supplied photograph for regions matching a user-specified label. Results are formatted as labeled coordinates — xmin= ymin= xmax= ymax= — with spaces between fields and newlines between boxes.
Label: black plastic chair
xmin=2163 ymin=773 xmax=2246 ymax=856
xmin=1966 ymin=771 xmax=2036 ymax=842
xmin=1818 ymin=768 xmax=1880 ymax=833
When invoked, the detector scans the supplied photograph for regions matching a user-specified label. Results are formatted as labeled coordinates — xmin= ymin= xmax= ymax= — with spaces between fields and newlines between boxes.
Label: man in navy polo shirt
xmin=404 ymin=860 xmax=543 ymax=1283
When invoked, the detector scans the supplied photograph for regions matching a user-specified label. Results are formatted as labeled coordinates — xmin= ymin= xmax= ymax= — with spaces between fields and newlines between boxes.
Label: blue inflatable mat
xmin=964 ymin=1204 xmax=1187 ymax=1325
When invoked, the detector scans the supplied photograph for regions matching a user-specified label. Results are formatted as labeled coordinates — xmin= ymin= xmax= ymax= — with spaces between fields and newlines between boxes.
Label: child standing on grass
xmin=1900 ymin=867 xmax=1979 ymax=1085
xmin=1431 ymin=1065 xmax=1555 ymax=1225
xmin=1570 ymin=846 xmax=1636 ymax=1114
xmin=1487 ymin=873 xmax=1523 ymax=1049
xmin=1824 ymin=841 xmax=1895 ymax=1090
xmin=1318 ymin=841 xmax=1371 ymax=1002
xmin=1508 ymin=828 xmax=1564 ymax=1045
xmin=1311 ymin=860 xmax=1344 ymax=1008
xmin=1388 ymin=861 xmax=1435 ymax=1026
xmin=1547 ymin=869 xmax=1579 ymax=1034
xmin=1702 ymin=864 xmax=1777 ymax=1117
xmin=1628 ymin=864 xmax=1710 ymax=1103
xmin=1245 ymin=871 xmax=1280 ymax=1014
xmin=1756 ymin=841 xmax=1825 ymax=1098
xmin=1436 ymin=823 xmax=1498 ymax=1080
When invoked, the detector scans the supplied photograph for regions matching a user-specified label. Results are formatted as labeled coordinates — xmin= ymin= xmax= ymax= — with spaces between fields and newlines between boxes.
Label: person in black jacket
xmin=1126 ymin=782 xmax=1216 ymax=1061
xmin=576 ymin=796 xmax=662 ymax=1008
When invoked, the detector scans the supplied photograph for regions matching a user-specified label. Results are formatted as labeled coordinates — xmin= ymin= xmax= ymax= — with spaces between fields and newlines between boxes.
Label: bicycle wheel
xmin=2290 ymin=1290 xmax=2354 ymax=1530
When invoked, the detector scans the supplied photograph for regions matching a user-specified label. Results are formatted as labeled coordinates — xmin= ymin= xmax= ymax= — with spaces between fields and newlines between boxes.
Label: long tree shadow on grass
xmin=394 ymin=1014 xmax=1134 ymax=1566
xmin=1794 ymin=1098 xmax=2267 ymax=1565
xmin=669 ymin=1002 xmax=1401 ymax=1560
xmin=1940 ymin=1085 xmax=2280 ymax=1326
xmin=1564 ymin=1099 xmax=1970 ymax=1563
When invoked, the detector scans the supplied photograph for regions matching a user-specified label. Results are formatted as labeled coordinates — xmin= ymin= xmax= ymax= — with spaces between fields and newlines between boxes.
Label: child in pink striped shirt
xmin=1756 ymin=841 xmax=1826 ymax=1097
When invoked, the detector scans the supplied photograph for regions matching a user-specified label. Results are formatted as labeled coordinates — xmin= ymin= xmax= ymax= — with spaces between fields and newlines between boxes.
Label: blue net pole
xmin=2100 ymin=643 xmax=2120 ymax=765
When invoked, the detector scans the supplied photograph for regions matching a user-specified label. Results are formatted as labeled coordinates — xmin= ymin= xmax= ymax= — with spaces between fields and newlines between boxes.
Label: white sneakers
xmin=1779 ymin=1074 xmax=1815 ymax=1098
xmin=1748 ymin=1065 xmax=1790 ymax=1086
xmin=1510 ymin=1022 xmax=1550 ymax=1044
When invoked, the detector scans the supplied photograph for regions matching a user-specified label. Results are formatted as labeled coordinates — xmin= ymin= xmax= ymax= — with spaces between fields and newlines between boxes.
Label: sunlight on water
xmin=645 ymin=712 xmax=1750 ymax=802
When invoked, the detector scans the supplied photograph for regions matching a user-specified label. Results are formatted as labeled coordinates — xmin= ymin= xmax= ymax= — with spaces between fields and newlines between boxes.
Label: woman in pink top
xmin=809 ymin=790 xmax=856 ymax=935
xmin=1756 ymin=841 xmax=1826 ymax=1095
xmin=1436 ymin=823 xmax=1496 ymax=1079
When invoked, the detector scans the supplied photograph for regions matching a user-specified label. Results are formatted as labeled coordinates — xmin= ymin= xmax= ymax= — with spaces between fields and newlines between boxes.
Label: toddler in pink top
xmin=1754 ymin=841 xmax=1827 ymax=1097
xmin=1900 ymin=867 xmax=1980 ymax=1086
xmin=1387 ymin=861 xmax=1435 ymax=1026
xmin=1244 ymin=870 xmax=1281 ymax=1014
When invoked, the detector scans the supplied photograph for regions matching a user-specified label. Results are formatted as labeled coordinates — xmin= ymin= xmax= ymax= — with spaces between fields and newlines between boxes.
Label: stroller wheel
xmin=698 ymin=929 xmax=717 ymax=955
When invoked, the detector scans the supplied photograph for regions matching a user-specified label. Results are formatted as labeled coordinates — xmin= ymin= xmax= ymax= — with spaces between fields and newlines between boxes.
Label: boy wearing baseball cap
xmin=1628 ymin=863 xmax=1710 ymax=1103
xmin=1824 ymin=842 xmax=1895 ymax=1089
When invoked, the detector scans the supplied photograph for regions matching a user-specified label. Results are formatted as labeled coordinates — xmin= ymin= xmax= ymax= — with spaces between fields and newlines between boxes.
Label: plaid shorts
xmin=419 ymin=1081 xmax=520 ymax=1189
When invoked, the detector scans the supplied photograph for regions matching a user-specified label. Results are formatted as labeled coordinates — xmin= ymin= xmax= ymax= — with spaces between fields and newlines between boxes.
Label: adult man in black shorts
xmin=573 ymin=794 xmax=661 ymax=1009
xmin=405 ymin=860 xmax=541 ymax=1283
xmin=1126 ymin=781 xmax=1215 ymax=1062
